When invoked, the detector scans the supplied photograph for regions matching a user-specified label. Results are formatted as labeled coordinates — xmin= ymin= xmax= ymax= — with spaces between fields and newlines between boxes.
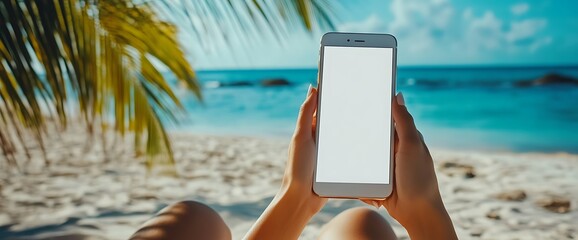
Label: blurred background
xmin=181 ymin=0 xmax=578 ymax=153
xmin=1 ymin=0 xmax=577 ymax=239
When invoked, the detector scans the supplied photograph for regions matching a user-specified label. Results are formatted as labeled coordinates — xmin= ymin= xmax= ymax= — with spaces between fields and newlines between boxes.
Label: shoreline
xmin=1 ymin=128 xmax=577 ymax=239
xmin=170 ymin=129 xmax=578 ymax=156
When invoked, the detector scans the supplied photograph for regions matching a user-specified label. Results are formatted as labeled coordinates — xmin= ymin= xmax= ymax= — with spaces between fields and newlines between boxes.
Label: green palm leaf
xmin=0 ymin=0 xmax=335 ymax=173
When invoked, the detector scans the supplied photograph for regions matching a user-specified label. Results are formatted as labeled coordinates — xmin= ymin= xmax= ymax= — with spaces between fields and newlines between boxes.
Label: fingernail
xmin=307 ymin=84 xmax=312 ymax=95
xmin=396 ymin=92 xmax=405 ymax=106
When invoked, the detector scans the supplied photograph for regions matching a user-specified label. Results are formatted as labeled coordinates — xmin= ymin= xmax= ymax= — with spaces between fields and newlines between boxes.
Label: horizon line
xmin=196 ymin=63 xmax=578 ymax=72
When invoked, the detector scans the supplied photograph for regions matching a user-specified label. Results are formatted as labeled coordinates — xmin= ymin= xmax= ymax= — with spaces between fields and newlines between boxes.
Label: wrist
xmin=244 ymin=185 xmax=316 ymax=240
xmin=400 ymin=199 xmax=456 ymax=240
xmin=276 ymin=184 xmax=318 ymax=219
xmin=400 ymin=198 xmax=443 ymax=224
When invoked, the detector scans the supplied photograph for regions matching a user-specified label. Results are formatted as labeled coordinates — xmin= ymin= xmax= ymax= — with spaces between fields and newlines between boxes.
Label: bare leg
xmin=318 ymin=207 xmax=398 ymax=240
xmin=130 ymin=200 xmax=231 ymax=240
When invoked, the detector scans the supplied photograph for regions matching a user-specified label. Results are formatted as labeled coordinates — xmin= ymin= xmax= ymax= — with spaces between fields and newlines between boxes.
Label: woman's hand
xmin=362 ymin=93 xmax=457 ymax=240
xmin=364 ymin=93 xmax=442 ymax=219
xmin=245 ymin=85 xmax=325 ymax=240
xmin=281 ymin=85 xmax=327 ymax=214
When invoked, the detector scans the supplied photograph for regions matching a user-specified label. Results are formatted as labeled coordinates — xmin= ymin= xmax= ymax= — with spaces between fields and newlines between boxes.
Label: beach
xmin=2 ymin=0 xmax=578 ymax=238
xmin=1 ymin=123 xmax=576 ymax=240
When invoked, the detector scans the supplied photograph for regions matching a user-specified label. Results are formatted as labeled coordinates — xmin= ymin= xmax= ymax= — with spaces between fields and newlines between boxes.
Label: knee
xmin=341 ymin=207 xmax=387 ymax=224
xmin=325 ymin=207 xmax=389 ymax=231
xmin=336 ymin=207 xmax=392 ymax=235
xmin=167 ymin=200 xmax=217 ymax=217
xmin=131 ymin=200 xmax=231 ymax=240
xmin=319 ymin=207 xmax=396 ymax=240
xmin=160 ymin=200 xmax=227 ymax=227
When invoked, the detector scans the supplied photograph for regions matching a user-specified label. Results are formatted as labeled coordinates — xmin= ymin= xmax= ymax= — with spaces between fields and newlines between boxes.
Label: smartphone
xmin=313 ymin=32 xmax=396 ymax=199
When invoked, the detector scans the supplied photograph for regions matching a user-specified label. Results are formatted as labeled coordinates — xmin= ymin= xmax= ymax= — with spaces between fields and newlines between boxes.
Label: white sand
xmin=0 ymin=125 xmax=576 ymax=239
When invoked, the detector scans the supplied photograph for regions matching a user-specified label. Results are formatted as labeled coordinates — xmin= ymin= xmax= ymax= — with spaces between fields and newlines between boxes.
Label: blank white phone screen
xmin=316 ymin=46 xmax=393 ymax=184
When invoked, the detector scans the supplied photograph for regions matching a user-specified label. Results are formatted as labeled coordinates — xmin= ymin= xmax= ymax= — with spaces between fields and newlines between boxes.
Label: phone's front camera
xmin=347 ymin=39 xmax=350 ymax=42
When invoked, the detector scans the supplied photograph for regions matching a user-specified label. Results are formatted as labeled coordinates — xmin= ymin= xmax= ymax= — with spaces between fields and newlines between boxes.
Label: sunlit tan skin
xmin=131 ymin=87 xmax=458 ymax=240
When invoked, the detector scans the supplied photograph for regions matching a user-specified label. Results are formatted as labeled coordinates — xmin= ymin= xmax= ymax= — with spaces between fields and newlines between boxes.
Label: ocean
xmin=170 ymin=66 xmax=578 ymax=153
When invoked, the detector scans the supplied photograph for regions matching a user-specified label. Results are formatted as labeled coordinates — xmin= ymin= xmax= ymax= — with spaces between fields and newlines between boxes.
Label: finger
xmin=418 ymin=131 xmax=424 ymax=142
xmin=392 ymin=92 xmax=420 ymax=142
xmin=417 ymin=130 xmax=433 ymax=155
xmin=419 ymin=130 xmax=429 ymax=147
xmin=311 ymin=109 xmax=318 ymax=140
xmin=394 ymin=131 xmax=400 ymax=153
xmin=294 ymin=86 xmax=318 ymax=138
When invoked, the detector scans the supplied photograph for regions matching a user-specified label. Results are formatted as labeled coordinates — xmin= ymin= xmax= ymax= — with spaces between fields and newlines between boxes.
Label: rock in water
xmin=205 ymin=81 xmax=254 ymax=88
xmin=515 ymin=73 xmax=578 ymax=87
xmin=222 ymin=81 xmax=253 ymax=87
xmin=220 ymin=81 xmax=253 ymax=87
xmin=261 ymin=78 xmax=291 ymax=86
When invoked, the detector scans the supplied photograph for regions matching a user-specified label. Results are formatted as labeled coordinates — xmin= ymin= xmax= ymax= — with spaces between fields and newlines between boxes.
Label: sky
xmin=179 ymin=0 xmax=578 ymax=69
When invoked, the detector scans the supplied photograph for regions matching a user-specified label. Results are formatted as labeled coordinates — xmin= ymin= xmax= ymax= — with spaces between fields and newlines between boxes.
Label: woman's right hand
xmin=362 ymin=93 xmax=457 ymax=240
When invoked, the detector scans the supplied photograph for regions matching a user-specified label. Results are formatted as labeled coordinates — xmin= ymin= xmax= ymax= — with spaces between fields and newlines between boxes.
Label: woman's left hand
xmin=281 ymin=85 xmax=327 ymax=214
xmin=245 ymin=85 xmax=325 ymax=240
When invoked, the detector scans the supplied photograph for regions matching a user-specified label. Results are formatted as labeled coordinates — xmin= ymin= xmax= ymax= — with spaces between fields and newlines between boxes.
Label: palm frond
xmin=0 ymin=0 xmax=335 ymax=172
xmin=0 ymin=0 xmax=199 ymax=172
xmin=156 ymin=0 xmax=337 ymax=55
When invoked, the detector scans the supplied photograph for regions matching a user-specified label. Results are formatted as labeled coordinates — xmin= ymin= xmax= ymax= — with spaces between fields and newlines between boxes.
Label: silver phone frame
xmin=313 ymin=32 xmax=397 ymax=200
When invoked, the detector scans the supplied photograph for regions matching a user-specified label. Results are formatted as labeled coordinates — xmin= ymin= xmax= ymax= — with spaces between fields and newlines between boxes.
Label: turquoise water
xmin=172 ymin=66 xmax=578 ymax=153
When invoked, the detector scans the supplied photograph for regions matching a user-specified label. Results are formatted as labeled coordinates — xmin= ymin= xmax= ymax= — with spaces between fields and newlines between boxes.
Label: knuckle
xmin=406 ymin=113 xmax=415 ymax=124
xmin=418 ymin=131 xmax=425 ymax=141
